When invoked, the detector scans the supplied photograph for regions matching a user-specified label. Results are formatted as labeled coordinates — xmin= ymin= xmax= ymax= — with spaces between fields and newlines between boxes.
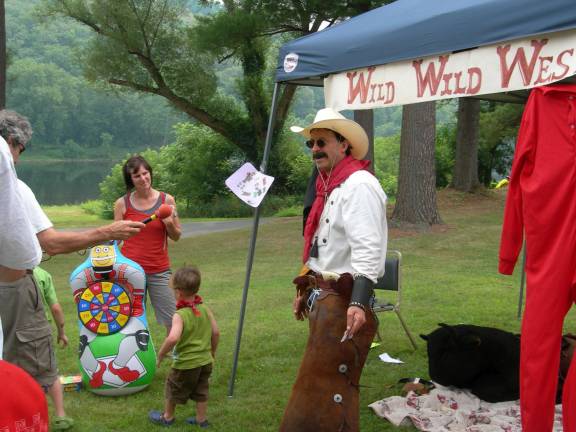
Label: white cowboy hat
xmin=290 ymin=108 xmax=369 ymax=160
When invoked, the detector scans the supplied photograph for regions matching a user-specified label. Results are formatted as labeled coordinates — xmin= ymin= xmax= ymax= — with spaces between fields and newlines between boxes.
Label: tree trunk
xmin=452 ymin=98 xmax=480 ymax=192
xmin=0 ymin=0 xmax=6 ymax=109
xmin=392 ymin=101 xmax=443 ymax=226
xmin=354 ymin=109 xmax=374 ymax=167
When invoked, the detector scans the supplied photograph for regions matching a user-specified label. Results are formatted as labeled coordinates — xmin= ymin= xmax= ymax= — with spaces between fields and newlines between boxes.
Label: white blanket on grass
xmin=369 ymin=384 xmax=563 ymax=431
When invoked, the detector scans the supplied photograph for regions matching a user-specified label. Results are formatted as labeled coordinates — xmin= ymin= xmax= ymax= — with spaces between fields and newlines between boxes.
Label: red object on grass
xmin=0 ymin=360 xmax=49 ymax=431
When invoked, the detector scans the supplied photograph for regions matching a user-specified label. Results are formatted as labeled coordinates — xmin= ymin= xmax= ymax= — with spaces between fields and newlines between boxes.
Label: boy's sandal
xmin=53 ymin=416 xmax=74 ymax=431
xmin=149 ymin=410 xmax=175 ymax=426
xmin=186 ymin=417 xmax=210 ymax=428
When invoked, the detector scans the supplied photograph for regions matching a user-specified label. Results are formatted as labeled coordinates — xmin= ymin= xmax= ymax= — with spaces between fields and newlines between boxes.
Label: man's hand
xmin=102 ymin=220 xmax=145 ymax=240
xmin=345 ymin=305 xmax=366 ymax=339
xmin=293 ymin=293 xmax=308 ymax=321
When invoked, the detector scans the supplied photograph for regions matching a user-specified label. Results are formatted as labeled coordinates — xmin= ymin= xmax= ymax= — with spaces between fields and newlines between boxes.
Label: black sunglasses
xmin=305 ymin=139 xmax=327 ymax=149
xmin=18 ymin=143 xmax=26 ymax=155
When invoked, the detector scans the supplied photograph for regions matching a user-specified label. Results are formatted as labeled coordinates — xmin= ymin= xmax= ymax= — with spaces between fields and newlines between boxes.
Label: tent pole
xmin=228 ymin=82 xmax=282 ymax=397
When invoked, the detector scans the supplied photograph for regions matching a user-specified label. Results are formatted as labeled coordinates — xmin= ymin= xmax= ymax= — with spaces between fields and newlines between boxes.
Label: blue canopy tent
xmin=276 ymin=0 xmax=576 ymax=89
xmin=228 ymin=0 xmax=576 ymax=396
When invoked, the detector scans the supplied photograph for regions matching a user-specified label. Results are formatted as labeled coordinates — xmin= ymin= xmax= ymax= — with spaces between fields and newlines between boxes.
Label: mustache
xmin=313 ymin=151 xmax=327 ymax=160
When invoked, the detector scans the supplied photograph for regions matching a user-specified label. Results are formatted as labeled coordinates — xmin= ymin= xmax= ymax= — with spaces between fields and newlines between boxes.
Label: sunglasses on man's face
xmin=305 ymin=138 xmax=327 ymax=149
xmin=18 ymin=143 xmax=26 ymax=155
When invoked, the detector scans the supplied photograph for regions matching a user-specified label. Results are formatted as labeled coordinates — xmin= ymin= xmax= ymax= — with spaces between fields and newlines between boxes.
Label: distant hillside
xmin=5 ymin=0 xmax=216 ymax=159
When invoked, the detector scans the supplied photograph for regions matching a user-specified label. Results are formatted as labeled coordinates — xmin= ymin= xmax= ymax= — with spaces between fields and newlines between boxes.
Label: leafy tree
xmin=4 ymin=0 xmax=185 ymax=155
xmin=160 ymin=123 xmax=240 ymax=207
xmin=436 ymin=123 xmax=455 ymax=188
xmin=374 ymin=134 xmax=399 ymax=197
xmin=40 ymin=0 xmax=391 ymax=189
xmin=478 ymin=102 xmax=523 ymax=185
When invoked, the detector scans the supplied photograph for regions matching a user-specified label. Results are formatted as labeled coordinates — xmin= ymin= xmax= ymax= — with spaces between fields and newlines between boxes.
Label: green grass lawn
xmin=43 ymin=203 xmax=248 ymax=229
xmin=37 ymin=189 xmax=576 ymax=431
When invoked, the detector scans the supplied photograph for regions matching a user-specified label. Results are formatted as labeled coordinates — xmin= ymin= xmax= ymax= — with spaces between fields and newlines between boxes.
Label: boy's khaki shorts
xmin=165 ymin=363 xmax=213 ymax=404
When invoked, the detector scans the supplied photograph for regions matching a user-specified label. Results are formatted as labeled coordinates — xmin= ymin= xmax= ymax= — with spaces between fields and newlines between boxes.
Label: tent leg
xmin=228 ymin=83 xmax=282 ymax=397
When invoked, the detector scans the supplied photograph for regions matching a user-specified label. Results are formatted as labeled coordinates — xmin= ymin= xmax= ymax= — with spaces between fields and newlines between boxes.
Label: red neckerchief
xmin=302 ymin=155 xmax=370 ymax=262
xmin=176 ymin=295 xmax=203 ymax=317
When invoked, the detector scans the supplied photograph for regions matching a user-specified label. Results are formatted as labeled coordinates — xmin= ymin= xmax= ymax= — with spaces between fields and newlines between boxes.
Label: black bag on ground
xmin=420 ymin=323 xmax=520 ymax=403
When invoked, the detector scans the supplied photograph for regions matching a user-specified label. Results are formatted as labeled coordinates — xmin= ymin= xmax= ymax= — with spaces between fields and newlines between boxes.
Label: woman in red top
xmin=114 ymin=155 xmax=181 ymax=333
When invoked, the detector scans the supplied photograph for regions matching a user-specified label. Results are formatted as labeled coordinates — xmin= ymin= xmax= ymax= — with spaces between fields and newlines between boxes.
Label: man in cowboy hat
xmin=280 ymin=108 xmax=388 ymax=432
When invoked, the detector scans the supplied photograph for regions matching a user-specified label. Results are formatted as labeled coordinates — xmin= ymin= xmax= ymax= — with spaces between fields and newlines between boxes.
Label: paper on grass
xmin=379 ymin=352 xmax=404 ymax=364
xmin=370 ymin=342 xmax=381 ymax=349
xmin=225 ymin=162 xmax=275 ymax=208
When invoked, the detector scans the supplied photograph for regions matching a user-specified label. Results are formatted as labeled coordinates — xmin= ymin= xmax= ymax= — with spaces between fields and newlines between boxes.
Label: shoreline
xmin=19 ymin=158 xmax=118 ymax=163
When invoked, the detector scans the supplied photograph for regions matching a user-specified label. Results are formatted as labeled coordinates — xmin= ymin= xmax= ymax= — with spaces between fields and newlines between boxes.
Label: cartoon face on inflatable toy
xmin=70 ymin=241 xmax=156 ymax=396
xmin=90 ymin=244 xmax=116 ymax=274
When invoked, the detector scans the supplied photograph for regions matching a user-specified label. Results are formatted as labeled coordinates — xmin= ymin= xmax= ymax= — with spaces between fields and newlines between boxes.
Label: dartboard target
xmin=78 ymin=281 xmax=132 ymax=335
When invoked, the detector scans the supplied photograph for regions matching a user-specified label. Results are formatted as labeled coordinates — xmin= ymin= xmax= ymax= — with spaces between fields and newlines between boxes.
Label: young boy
xmin=33 ymin=266 xmax=74 ymax=431
xmin=149 ymin=266 xmax=219 ymax=427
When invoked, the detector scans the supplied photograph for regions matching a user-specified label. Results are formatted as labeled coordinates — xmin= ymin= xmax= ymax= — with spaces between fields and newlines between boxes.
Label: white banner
xmin=325 ymin=29 xmax=576 ymax=110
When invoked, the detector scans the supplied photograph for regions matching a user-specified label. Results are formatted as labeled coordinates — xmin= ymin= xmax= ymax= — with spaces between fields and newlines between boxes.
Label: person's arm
xmin=113 ymin=197 xmax=126 ymax=222
xmin=36 ymin=220 xmax=145 ymax=256
xmin=206 ymin=306 xmax=220 ymax=358
xmin=162 ymin=194 xmax=181 ymax=241
xmin=156 ymin=313 xmax=184 ymax=367
xmin=343 ymin=180 xmax=388 ymax=338
xmin=50 ymin=303 xmax=68 ymax=347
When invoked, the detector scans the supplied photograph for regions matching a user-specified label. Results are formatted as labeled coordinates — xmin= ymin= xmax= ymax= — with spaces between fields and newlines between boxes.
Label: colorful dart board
xmin=78 ymin=281 xmax=132 ymax=335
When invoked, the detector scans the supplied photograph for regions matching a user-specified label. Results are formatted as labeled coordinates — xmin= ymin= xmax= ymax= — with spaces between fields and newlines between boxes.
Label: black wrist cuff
xmin=350 ymin=275 xmax=374 ymax=307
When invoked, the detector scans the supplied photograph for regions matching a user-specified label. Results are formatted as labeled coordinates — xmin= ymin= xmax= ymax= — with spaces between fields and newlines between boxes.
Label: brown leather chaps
xmin=279 ymin=273 xmax=377 ymax=432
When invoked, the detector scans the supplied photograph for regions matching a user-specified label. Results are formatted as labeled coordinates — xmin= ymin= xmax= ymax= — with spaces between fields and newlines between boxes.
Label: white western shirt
xmin=0 ymin=139 xmax=42 ymax=270
xmin=306 ymin=170 xmax=388 ymax=283
xmin=17 ymin=179 xmax=53 ymax=235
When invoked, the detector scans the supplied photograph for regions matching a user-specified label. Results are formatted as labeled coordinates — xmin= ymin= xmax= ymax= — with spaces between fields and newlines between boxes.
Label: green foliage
xmin=478 ymin=102 xmax=523 ymax=185
xmin=285 ymin=153 xmax=313 ymax=194
xmin=161 ymin=123 xmax=240 ymax=206
xmin=79 ymin=199 xmax=105 ymax=216
xmin=178 ymin=193 xmax=300 ymax=218
xmin=435 ymin=124 xmax=456 ymax=188
xmin=374 ymin=135 xmax=399 ymax=197
xmin=274 ymin=205 xmax=302 ymax=217
xmin=39 ymin=0 xmax=396 ymax=190
xmin=6 ymin=0 xmax=184 ymax=156
xmin=96 ymin=121 xmax=311 ymax=218
xmin=99 ymin=159 xmax=131 ymax=218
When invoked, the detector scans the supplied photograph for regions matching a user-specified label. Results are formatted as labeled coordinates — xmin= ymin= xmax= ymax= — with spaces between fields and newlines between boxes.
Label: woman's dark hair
xmin=122 ymin=155 xmax=153 ymax=191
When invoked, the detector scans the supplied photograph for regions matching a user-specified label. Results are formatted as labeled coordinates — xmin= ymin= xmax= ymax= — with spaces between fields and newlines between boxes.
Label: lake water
xmin=16 ymin=160 xmax=117 ymax=206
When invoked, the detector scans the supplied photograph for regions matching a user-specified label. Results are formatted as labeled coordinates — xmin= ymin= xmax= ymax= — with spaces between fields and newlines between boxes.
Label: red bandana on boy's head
xmin=302 ymin=155 xmax=370 ymax=263
xmin=176 ymin=295 xmax=203 ymax=317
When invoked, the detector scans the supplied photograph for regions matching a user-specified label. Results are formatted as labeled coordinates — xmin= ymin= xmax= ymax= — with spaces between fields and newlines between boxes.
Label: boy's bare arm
xmin=50 ymin=303 xmax=68 ymax=347
xmin=206 ymin=307 xmax=220 ymax=358
xmin=157 ymin=314 xmax=184 ymax=367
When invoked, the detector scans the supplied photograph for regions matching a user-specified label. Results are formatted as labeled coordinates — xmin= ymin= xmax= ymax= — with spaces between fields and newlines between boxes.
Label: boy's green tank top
xmin=172 ymin=303 xmax=213 ymax=370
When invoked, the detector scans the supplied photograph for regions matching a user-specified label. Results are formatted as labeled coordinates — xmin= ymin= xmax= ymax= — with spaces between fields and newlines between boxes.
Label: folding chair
xmin=373 ymin=250 xmax=418 ymax=349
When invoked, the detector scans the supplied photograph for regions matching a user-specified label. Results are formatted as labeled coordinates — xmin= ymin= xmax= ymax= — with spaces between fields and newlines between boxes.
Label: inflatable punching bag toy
xmin=70 ymin=241 xmax=156 ymax=396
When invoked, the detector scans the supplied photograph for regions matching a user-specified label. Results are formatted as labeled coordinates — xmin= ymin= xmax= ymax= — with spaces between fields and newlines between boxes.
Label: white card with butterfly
xmin=225 ymin=162 xmax=275 ymax=208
